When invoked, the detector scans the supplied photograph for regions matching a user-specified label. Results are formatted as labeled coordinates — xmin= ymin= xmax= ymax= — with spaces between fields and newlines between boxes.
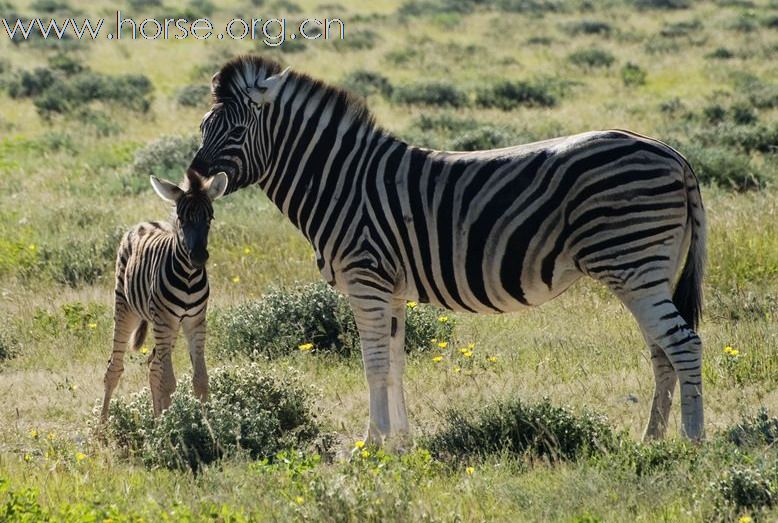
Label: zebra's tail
xmin=672 ymin=162 xmax=707 ymax=331
xmin=129 ymin=320 xmax=149 ymax=351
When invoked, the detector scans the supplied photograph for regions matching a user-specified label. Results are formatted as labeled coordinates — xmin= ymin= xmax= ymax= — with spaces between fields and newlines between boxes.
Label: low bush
xmin=34 ymin=72 xmax=153 ymax=117
xmin=681 ymin=144 xmax=764 ymax=191
xmin=659 ymin=19 xmax=702 ymax=38
xmin=606 ymin=439 xmax=697 ymax=477
xmin=211 ymin=281 xmax=455 ymax=359
xmin=6 ymin=68 xmax=57 ymax=98
xmin=727 ymin=408 xmax=778 ymax=447
xmin=103 ymin=364 xmax=323 ymax=471
xmin=620 ymin=62 xmax=647 ymax=86
xmin=713 ymin=466 xmax=775 ymax=515
xmin=496 ymin=0 xmax=566 ymax=13
xmin=634 ymin=0 xmax=690 ymax=9
xmin=0 ymin=329 xmax=19 ymax=362
xmin=341 ymin=69 xmax=393 ymax=98
xmin=567 ymin=48 xmax=615 ymax=68
xmin=333 ymin=29 xmax=379 ymax=51
xmin=425 ymin=397 xmax=614 ymax=462
xmin=706 ymin=47 xmax=735 ymax=59
xmin=392 ymin=81 xmax=469 ymax=108
xmin=476 ymin=79 xmax=558 ymax=109
xmin=38 ymin=231 xmax=121 ymax=287
xmin=449 ymin=126 xmax=517 ymax=151
xmin=563 ymin=19 xmax=612 ymax=36
xmin=175 ymin=84 xmax=211 ymax=107
xmin=131 ymin=134 xmax=200 ymax=180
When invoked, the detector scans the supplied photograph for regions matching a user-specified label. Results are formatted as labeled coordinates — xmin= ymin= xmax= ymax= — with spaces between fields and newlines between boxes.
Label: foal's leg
xmin=149 ymin=315 xmax=179 ymax=416
xmin=101 ymin=303 xmax=140 ymax=421
xmin=182 ymin=314 xmax=209 ymax=402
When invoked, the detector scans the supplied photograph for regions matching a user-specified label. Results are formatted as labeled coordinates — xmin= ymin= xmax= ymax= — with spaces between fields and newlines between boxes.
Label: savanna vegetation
xmin=0 ymin=0 xmax=777 ymax=520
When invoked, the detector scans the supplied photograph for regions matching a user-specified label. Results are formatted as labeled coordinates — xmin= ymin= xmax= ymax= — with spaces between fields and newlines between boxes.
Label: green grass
xmin=1 ymin=0 xmax=778 ymax=520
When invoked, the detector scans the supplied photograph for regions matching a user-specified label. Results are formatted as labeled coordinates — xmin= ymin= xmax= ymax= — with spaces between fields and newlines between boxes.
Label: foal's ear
xmin=205 ymin=172 xmax=228 ymax=201
xmin=150 ymin=176 xmax=184 ymax=204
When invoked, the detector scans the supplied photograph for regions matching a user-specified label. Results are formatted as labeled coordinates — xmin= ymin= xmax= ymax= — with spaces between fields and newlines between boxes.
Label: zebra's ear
xmin=247 ymin=66 xmax=291 ymax=105
xmin=205 ymin=172 xmax=228 ymax=201
xmin=150 ymin=176 xmax=184 ymax=204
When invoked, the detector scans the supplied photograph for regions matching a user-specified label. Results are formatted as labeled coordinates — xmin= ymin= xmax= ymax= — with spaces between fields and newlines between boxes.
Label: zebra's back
xmin=368 ymin=130 xmax=697 ymax=313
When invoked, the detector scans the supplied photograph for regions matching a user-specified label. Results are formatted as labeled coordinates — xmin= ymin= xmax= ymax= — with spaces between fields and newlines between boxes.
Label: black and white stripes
xmin=190 ymin=55 xmax=706 ymax=443
xmin=101 ymin=171 xmax=227 ymax=419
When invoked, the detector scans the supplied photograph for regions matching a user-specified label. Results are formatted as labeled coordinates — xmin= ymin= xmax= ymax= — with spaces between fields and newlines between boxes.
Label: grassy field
xmin=1 ymin=0 xmax=778 ymax=520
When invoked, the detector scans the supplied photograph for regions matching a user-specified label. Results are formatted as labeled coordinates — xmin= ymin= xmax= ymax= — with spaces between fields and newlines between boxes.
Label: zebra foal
xmin=100 ymin=171 xmax=227 ymax=420
xmin=188 ymin=55 xmax=706 ymax=444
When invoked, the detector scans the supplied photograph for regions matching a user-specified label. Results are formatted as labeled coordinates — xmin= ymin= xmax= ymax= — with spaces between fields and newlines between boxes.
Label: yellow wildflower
xmin=466 ymin=466 xmax=474 ymax=475
xmin=298 ymin=342 xmax=314 ymax=352
xmin=487 ymin=356 xmax=497 ymax=363
xmin=29 ymin=429 xmax=39 ymax=439
xmin=463 ymin=350 xmax=473 ymax=358
xmin=453 ymin=366 xmax=461 ymax=374
xmin=739 ymin=517 xmax=753 ymax=523
xmin=437 ymin=341 xmax=448 ymax=349
xmin=231 ymin=275 xmax=240 ymax=284
xmin=69 ymin=383 xmax=78 ymax=391
xmin=28 ymin=244 xmax=36 ymax=251
xmin=354 ymin=440 xmax=366 ymax=449
xmin=361 ymin=450 xmax=370 ymax=459
xmin=140 ymin=345 xmax=149 ymax=355
xmin=723 ymin=346 xmax=740 ymax=357
xmin=438 ymin=315 xmax=448 ymax=323
xmin=75 ymin=452 xmax=87 ymax=462
xmin=47 ymin=432 xmax=55 ymax=441
xmin=87 ymin=323 xmax=97 ymax=329
xmin=407 ymin=301 xmax=417 ymax=309
xmin=432 ymin=355 xmax=443 ymax=363
xmin=23 ymin=453 xmax=32 ymax=462
xmin=295 ymin=496 xmax=304 ymax=505
xmin=468 ymin=342 xmax=476 ymax=350
xmin=243 ymin=246 xmax=252 ymax=255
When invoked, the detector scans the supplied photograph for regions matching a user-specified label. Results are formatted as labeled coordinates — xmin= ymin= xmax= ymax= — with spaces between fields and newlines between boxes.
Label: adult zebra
xmin=189 ymin=56 xmax=706 ymax=443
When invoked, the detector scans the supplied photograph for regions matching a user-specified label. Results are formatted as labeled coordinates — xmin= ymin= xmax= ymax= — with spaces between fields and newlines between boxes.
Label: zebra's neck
xmin=171 ymin=229 xmax=200 ymax=278
xmin=255 ymin=80 xmax=410 ymax=247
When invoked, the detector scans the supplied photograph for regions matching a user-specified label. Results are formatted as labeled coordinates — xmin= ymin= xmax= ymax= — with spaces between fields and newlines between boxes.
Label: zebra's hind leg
xmin=618 ymin=289 xmax=704 ymax=440
xmin=149 ymin=317 xmax=179 ymax=416
xmin=101 ymin=303 xmax=140 ymax=422
xmin=643 ymin=341 xmax=677 ymax=441
xmin=182 ymin=314 xmax=209 ymax=402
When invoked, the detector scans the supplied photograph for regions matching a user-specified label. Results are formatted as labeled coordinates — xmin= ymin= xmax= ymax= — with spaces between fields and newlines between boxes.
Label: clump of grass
xmin=635 ymin=0 xmax=690 ymax=9
xmin=103 ymin=364 xmax=324 ymax=471
xmin=620 ymin=62 xmax=647 ymax=86
xmin=659 ymin=19 xmax=702 ymax=38
xmin=341 ymin=69 xmax=393 ymax=98
xmin=706 ymin=47 xmax=735 ymax=59
xmin=680 ymin=144 xmax=764 ymax=191
xmin=567 ymin=48 xmax=615 ymax=68
xmin=175 ymin=84 xmax=210 ymax=107
xmin=333 ymin=29 xmax=379 ymax=51
xmin=425 ymin=397 xmax=614 ymax=462
xmin=605 ymin=439 xmax=698 ymax=477
xmin=211 ymin=281 xmax=455 ymax=359
xmin=476 ymin=79 xmax=558 ymax=109
xmin=131 ymin=134 xmax=200 ymax=180
xmin=392 ymin=81 xmax=469 ymax=108
xmin=449 ymin=126 xmax=518 ymax=151
xmin=0 ymin=328 xmax=19 ymax=362
xmin=497 ymin=0 xmax=566 ymax=13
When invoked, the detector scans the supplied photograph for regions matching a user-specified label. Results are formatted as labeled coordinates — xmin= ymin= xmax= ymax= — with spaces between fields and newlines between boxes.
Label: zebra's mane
xmin=212 ymin=55 xmax=379 ymax=130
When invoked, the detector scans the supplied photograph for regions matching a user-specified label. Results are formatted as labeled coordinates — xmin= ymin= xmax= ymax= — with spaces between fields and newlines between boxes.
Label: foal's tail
xmin=129 ymin=320 xmax=148 ymax=351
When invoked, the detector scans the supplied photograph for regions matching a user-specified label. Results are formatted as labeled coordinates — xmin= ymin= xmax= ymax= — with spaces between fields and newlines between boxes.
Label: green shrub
xmin=333 ymin=29 xmax=379 ymax=51
xmin=175 ymin=84 xmax=210 ymax=107
xmin=425 ymin=397 xmax=614 ymax=462
xmin=104 ymin=364 xmax=323 ymax=471
xmin=607 ymin=440 xmax=697 ymax=477
xmin=681 ymin=144 xmax=764 ymax=191
xmin=48 ymin=53 xmax=85 ymax=75
xmin=620 ymin=62 xmax=647 ymax=86
xmin=39 ymin=231 xmax=121 ymax=287
xmin=706 ymin=47 xmax=734 ymax=59
xmin=497 ymin=0 xmax=565 ymax=13
xmin=131 ymin=134 xmax=200 ymax=180
xmin=703 ymin=103 xmax=727 ymax=124
xmin=127 ymin=0 xmax=162 ymax=8
xmin=476 ymin=79 xmax=558 ymax=109
xmin=567 ymin=48 xmax=615 ymax=68
xmin=699 ymin=122 xmax=778 ymax=154
xmin=30 ymin=0 xmax=71 ymax=13
xmin=6 ymin=68 xmax=56 ymax=98
xmin=449 ymin=126 xmax=517 ymax=151
xmin=392 ymin=81 xmax=469 ymax=107
xmin=659 ymin=19 xmax=702 ymax=38
xmin=713 ymin=466 xmax=775 ymax=515
xmin=635 ymin=0 xmax=690 ymax=8
xmin=727 ymin=408 xmax=778 ymax=447
xmin=397 ymin=0 xmax=484 ymax=16
xmin=563 ymin=19 xmax=612 ymax=35
xmin=0 ymin=329 xmax=19 ymax=362
xmin=729 ymin=12 xmax=758 ymax=32
xmin=735 ymin=74 xmax=778 ymax=109
xmin=341 ymin=69 xmax=393 ymax=98
xmin=211 ymin=281 xmax=455 ymax=359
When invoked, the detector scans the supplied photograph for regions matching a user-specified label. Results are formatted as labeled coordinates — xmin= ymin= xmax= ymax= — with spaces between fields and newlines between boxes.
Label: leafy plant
xmin=131 ymin=134 xmax=200 ymax=180
xmin=392 ymin=81 xmax=469 ymax=108
xmin=568 ymin=48 xmax=615 ymax=68
xmin=476 ymin=79 xmax=558 ymax=109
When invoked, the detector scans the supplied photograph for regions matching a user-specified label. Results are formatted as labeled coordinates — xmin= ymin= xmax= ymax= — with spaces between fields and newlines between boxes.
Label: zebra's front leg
xmin=149 ymin=320 xmax=178 ymax=416
xmin=182 ymin=315 xmax=209 ymax=402
xmin=349 ymin=293 xmax=396 ymax=446
xmin=388 ymin=300 xmax=409 ymax=439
